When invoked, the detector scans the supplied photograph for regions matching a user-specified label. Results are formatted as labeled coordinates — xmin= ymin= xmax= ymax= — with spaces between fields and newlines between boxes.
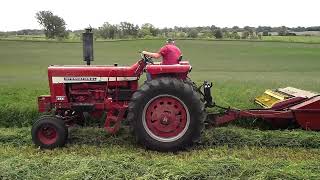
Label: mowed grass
xmin=0 ymin=39 xmax=320 ymax=179
xmin=1 ymin=127 xmax=320 ymax=179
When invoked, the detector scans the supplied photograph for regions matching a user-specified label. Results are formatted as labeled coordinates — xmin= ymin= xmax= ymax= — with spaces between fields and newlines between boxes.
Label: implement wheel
xmin=31 ymin=115 xmax=68 ymax=149
xmin=128 ymin=78 xmax=205 ymax=151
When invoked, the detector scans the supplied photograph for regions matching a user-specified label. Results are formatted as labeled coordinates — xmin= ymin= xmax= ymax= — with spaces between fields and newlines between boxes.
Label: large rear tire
xmin=31 ymin=115 xmax=68 ymax=149
xmin=127 ymin=78 xmax=205 ymax=151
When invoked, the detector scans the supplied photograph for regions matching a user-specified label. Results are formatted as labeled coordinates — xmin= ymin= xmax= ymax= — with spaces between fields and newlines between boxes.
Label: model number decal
xmin=64 ymin=77 xmax=97 ymax=81
xmin=52 ymin=77 xmax=138 ymax=83
xmin=56 ymin=96 xmax=65 ymax=101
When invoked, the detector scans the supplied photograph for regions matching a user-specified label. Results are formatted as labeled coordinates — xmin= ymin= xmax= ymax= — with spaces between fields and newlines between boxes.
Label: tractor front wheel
xmin=128 ymin=78 xmax=205 ymax=151
xmin=31 ymin=115 xmax=68 ymax=149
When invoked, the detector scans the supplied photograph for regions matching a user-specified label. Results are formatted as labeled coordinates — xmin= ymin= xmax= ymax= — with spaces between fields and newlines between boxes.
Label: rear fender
xmin=146 ymin=63 xmax=191 ymax=80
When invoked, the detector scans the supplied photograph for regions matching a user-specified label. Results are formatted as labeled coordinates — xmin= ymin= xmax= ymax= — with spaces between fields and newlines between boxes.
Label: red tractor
xmin=32 ymin=29 xmax=320 ymax=151
xmin=32 ymin=29 xmax=213 ymax=151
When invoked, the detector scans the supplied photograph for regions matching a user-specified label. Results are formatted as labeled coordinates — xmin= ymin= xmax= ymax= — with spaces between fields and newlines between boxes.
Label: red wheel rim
xmin=143 ymin=95 xmax=189 ymax=142
xmin=37 ymin=124 xmax=58 ymax=145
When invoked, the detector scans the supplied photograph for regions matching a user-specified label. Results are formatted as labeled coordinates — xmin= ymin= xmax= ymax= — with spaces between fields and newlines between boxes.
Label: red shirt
xmin=158 ymin=44 xmax=181 ymax=65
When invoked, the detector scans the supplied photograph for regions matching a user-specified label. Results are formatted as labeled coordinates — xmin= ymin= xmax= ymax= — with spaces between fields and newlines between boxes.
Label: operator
xmin=142 ymin=38 xmax=182 ymax=80
xmin=142 ymin=38 xmax=182 ymax=65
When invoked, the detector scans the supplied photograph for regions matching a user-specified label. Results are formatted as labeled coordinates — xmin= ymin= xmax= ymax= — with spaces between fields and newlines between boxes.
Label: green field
xmin=262 ymin=35 xmax=320 ymax=43
xmin=1 ymin=39 xmax=320 ymax=179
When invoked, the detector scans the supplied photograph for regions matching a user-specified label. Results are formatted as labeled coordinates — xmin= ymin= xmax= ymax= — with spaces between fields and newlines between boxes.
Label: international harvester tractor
xmin=32 ymin=29 xmax=320 ymax=151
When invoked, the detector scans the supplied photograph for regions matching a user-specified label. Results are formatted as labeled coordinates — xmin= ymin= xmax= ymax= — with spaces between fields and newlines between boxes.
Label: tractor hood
xmin=48 ymin=62 xmax=140 ymax=79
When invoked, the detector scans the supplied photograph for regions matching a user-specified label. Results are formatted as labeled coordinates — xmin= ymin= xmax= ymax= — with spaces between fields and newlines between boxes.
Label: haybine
xmin=32 ymin=29 xmax=320 ymax=151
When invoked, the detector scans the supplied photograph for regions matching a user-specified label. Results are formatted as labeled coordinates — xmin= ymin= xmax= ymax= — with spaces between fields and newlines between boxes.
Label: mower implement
xmin=208 ymin=87 xmax=320 ymax=130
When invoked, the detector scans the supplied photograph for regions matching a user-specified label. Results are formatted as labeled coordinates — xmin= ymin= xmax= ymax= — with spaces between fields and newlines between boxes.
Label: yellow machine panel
xmin=255 ymin=89 xmax=290 ymax=108
xmin=255 ymin=87 xmax=318 ymax=108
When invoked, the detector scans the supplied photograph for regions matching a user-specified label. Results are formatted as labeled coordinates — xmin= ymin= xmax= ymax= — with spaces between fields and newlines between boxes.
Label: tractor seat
xmin=179 ymin=61 xmax=190 ymax=65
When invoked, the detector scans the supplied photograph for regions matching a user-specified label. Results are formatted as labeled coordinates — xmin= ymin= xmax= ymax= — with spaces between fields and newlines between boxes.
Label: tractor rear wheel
xmin=31 ymin=115 xmax=68 ymax=149
xmin=128 ymin=78 xmax=205 ymax=151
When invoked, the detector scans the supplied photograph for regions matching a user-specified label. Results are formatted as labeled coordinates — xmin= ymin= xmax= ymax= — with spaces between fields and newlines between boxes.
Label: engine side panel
xmin=46 ymin=80 xmax=138 ymax=112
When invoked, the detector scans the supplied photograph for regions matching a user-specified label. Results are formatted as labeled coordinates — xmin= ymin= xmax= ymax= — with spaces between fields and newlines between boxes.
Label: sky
xmin=0 ymin=0 xmax=319 ymax=31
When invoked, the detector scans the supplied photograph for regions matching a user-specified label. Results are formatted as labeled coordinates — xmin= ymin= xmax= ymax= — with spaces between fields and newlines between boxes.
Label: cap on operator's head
xmin=166 ymin=38 xmax=175 ymax=44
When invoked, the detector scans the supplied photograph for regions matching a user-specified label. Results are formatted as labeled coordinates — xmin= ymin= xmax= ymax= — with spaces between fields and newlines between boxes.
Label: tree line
xmin=1 ymin=10 xmax=320 ymax=40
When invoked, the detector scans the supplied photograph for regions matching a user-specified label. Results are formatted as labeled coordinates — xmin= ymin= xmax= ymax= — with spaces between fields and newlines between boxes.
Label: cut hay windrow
xmin=1 ymin=127 xmax=320 ymax=149
xmin=1 ymin=127 xmax=320 ymax=179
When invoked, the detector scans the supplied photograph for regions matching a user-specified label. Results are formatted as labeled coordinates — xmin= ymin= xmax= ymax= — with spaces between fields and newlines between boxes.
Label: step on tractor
xmin=32 ymin=29 xmax=320 ymax=151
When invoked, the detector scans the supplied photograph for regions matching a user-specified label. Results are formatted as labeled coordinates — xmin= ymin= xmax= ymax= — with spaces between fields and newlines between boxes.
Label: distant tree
xmin=257 ymin=26 xmax=272 ymax=33
xmin=231 ymin=31 xmax=240 ymax=39
xmin=199 ymin=29 xmax=213 ymax=38
xmin=209 ymin=25 xmax=218 ymax=34
xmin=36 ymin=11 xmax=68 ymax=39
xmin=290 ymin=26 xmax=306 ymax=32
xmin=213 ymin=29 xmax=223 ymax=39
xmin=262 ymin=31 xmax=269 ymax=36
xmin=232 ymin=26 xmax=240 ymax=32
xmin=177 ymin=31 xmax=187 ymax=38
xmin=167 ymin=32 xmax=176 ymax=39
xmin=161 ymin=27 xmax=170 ymax=37
xmin=188 ymin=29 xmax=198 ymax=38
xmin=133 ymin=25 xmax=140 ymax=37
xmin=138 ymin=24 xmax=152 ymax=38
xmin=138 ymin=23 xmax=158 ymax=37
xmin=151 ymin=28 xmax=160 ymax=37
xmin=278 ymin=26 xmax=288 ymax=36
xmin=241 ymin=31 xmax=250 ymax=39
xmin=223 ymin=31 xmax=231 ymax=39
xmin=14 ymin=29 xmax=43 ymax=36
xmin=244 ymin=26 xmax=255 ymax=34
xmin=119 ymin=22 xmax=139 ymax=38
xmin=221 ymin=27 xmax=229 ymax=33
xmin=97 ymin=22 xmax=118 ymax=39
xmin=306 ymin=26 xmax=320 ymax=31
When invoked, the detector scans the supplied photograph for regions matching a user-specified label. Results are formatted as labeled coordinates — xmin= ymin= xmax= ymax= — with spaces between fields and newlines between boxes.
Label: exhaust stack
xmin=83 ymin=28 xmax=94 ymax=65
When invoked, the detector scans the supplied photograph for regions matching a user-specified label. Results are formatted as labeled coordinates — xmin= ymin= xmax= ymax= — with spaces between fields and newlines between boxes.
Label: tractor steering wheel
xmin=141 ymin=53 xmax=154 ymax=64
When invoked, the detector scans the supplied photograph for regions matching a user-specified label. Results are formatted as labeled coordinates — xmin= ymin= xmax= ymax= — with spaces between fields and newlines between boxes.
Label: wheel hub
xmin=143 ymin=95 xmax=190 ymax=142
xmin=160 ymin=116 xmax=169 ymax=125
xmin=37 ymin=124 xmax=58 ymax=145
